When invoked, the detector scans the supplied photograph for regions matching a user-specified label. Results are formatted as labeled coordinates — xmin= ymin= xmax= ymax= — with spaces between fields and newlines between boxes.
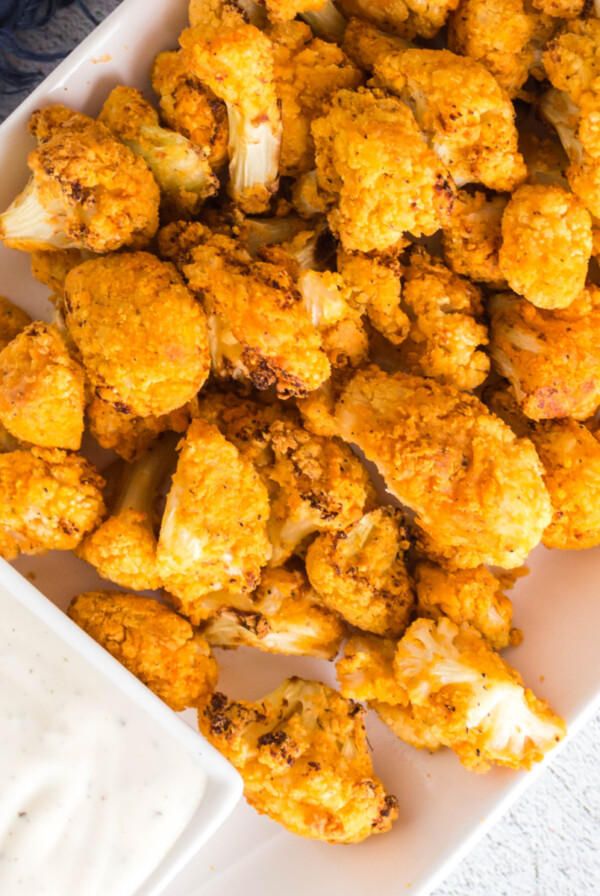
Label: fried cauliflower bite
xmin=305 ymin=507 xmax=414 ymax=638
xmin=78 ymin=434 xmax=179 ymax=591
xmin=201 ymin=564 xmax=346 ymax=658
xmin=334 ymin=366 xmax=552 ymax=569
xmin=488 ymin=289 xmax=600 ymax=421
xmin=0 ymin=296 xmax=32 ymax=352
xmin=98 ymin=86 xmax=218 ymax=218
xmin=0 ymin=447 xmax=105 ymax=560
xmin=342 ymin=18 xmax=410 ymax=71
xmin=398 ymin=248 xmax=489 ymax=391
xmin=270 ymin=21 xmax=363 ymax=177
xmin=374 ymin=49 xmax=526 ymax=193
xmin=0 ymin=105 xmax=159 ymax=253
xmin=336 ymin=633 xmax=407 ymax=705
xmin=179 ymin=6 xmax=281 ymax=213
xmin=312 ymin=87 xmax=455 ymax=254
xmin=336 ymin=250 xmax=410 ymax=346
xmin=30 ymin=249 xmax=92 ymax=298
xmin=0 ymin=321 xmax=85 ymax=450
xmin=181 ymin=230 xmax=330 ymax=398
xmin=447 ymin=0 xmax=557 ymax=98
xmin=391 ymin=616 xmax=566 ymax=771
xmin=337 ymin=0 xmax=459 ymax=39
xmin=68 ymin=591 xmax=218 ymax=712
xmin=533 ymin=0 xmax=588 ymax=19
xmin=199 ymin=678 xmax=398 ymax=842
xmin=63 ymin=252 xmax=210 ymax=418
xmin=157 ymin=419 xmax=272 ymax=624
xmin=441 ymin=189 xmax=508 ymax=288
xmin=267 ymin=416 xmax=372 ymax=565
xmin=414 ymin=562 xmax=519 ymax=650
xmin=151 ymin=49 xmax=229 ymax=172
xmin=499 ymin=183 xmax=592 ymax=310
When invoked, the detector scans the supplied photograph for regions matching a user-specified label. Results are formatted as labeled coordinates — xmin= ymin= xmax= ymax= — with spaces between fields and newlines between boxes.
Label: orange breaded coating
xmin=533 ymin=0 xmax=587 ymax=18
xmin=263 ymin=0 xmax=333 ymax=25
xmin=334 ymin=366 xmax=552 ymax=569
xmin=0 ymin=296 xmax=31 ymax=352
xmin=68 ymin=591 xmax=218 ymax=712
xmin=182 ymin=229 xmax=330 ymax=398
xmin=448 ymin=0 xmax=558 ymax=98
xmin=312 ymin=87 xmax=455 ymax=253
xmin=0 ymin=447 xmax=105 ymax=560
xmin=0 ymin=105 xmax=159 ymax=253
xmin=342 ymin=18 xmax=409 ymax=71
xmin=0 ymin=321 xmax=85 ymax=450
xmin=270 ymin=21 xmax=363 ymax=177
xmin=151 ymin=49 xmax=229 ymax=171
xmin=499 ymin=183 xmax=592 ymax=310
xmin=391 ymin=617 xmax=566 ymax=771
xmin=414 ymin=562 xmax=519 ymax=650
xmin=337 ymin=0 xmax=459 ymax=39
xmin=267 ymin=416 xmax=372 ymax=565
xmin=201 ymin=564 xmax=346 ymax=659
xmin=442 ymin=189 xmax=508 ymax=288
xmin=336 ymin=633 xmax=407 ymax=706
xmin=179 ymin=8 xmax=281 ymax=213
xmin=336 ymin=249 xmax=409 ymax=346
xmin=398 ymin=248 xmax=489 ymax=391
xmin=86 ymin=394 xmax=199 ymax=463
xmin=30 ymin=249 xmax=91 ymax=298
xmin=488 ymin=289 xmax=600 ymax=421
xmin=305 ymin=507 xmax=413 ymax=638
xmin=64 ymin=252 xmax=210 ymax=418
xmin=157 ymin=419 xmax=272 ymax=624
xmin=199 ymin=678 xmax=398 ymax=842
xmin=374 ymin=48 xmax=527 ymax=192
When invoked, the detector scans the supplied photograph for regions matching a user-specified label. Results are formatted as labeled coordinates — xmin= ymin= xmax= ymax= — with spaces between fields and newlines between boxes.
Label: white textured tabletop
xmin=1 ymin=3 xmax=598 ymax=894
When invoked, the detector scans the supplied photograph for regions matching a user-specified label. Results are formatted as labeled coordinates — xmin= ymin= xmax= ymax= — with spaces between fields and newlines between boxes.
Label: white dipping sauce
xmin=0 ymin=587 xmax=207 ymax=896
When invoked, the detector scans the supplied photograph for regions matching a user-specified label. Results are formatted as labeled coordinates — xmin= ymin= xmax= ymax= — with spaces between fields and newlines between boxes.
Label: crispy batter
xmin=334 ymin=366 xmax=552 ymax=569
xmin=312 ymin=87 xmax=455 ymax=253
xmin=0 ymin=296 xmax=32 ymax=352
xmin=306 ymin=507 xmax=414 ymax=638
xmin=68 ymin=591 xmax=218 ymax=711
xmin=157 ymin=419 xmax=272 ymax=623
xmin=399 ymin=248 xmax=489 ymax=390
xmin=442 ymin=189 xmax=508 ymax=288
xmin=263 ymin=0 xmax=330 ymax=22
xmin=199 ymin=678 xmax=398 ymax=842
xmin=0 ymin=447 xmax=105 ymax=560
xmin=499 ymin=183 xmax=592 ymax=310
xmin=341 ymin=18 xmax=409 ymax=71
xmin=533 ymin=0 xmax=587 ymax=20
xmin=151 ymin=49 xmax=229 ymax=171
xmin=30 ymin=249 xmax=91 ymax=298
xmin=374 ymin=48 xmax=527 ymax=192
xmin=336 ymin=0 xmax=459 ymax=39
xmin=488 ymin=289 xmax=600 ymax=421
xmin=336 ymin=250 xmax=409 ymax=346
xmin=64 ymin=252 xmax=210 ymax=417
xmin=336 ymin=633 xmax=407 ymax=705
xmin=0 ymin=321 xmax=85 ymax=450
xmin=201 ymin=564 xmax=346 ymax=658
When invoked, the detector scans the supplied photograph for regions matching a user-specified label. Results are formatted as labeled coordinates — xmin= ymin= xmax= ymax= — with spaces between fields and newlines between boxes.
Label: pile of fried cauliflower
xmin=6 ymin=0 xmax=600 ymax=844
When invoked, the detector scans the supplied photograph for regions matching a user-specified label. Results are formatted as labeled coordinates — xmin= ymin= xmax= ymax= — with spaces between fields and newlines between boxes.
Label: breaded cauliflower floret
xmin=199 ymin=678 xmax=398 ymax=842
xmin=336 ymin=633 xmax=407 ymax=705
xmin=179 ymin=6 xmax=281 ymax=213
xmin=414 ymin=562 xmax=519 ymax=650
xmin=374 ymin=48 xmax=527 ymax=192
xmin=488 ymin=289 xmax=600 ymax=420
xmin=68 ymin=591 xmax=218 ymax=711
xmin=442 ymin=189 xmax=508 ymax=288
xmin=305 ymin=507 xmax=413 ymax=638
xmin=0 ymin=321 xmax=85 ymax=450
xmin=182 ymin=229 xmax=330 ymax=397
xmin=0 ymin=296 xmax=31 ymax=351
xmin=0 ymin=447 xmax=105 ymax=560
xmin=270 ymin=21 xmax=363 ymax=177
xmin=157 ymin=419 xmax=272 ymax=623
xmin=399 ymin=248 xmax=489 ymax=390
xmin=64 ymin=252 xmax=210 ymax=418
xmin=0 ymin=105 xmax=159 ymax=253
xmin=78 ymin=434 xmax=179 ymax=591
xmin=336 ymin=249 xmax=410 ymax=346
xmin=447 ymin=0 xmax=558 ymax=98
xmin=151 ymin=49 xmax=229 ymax=171
xmin=499 ymin=183 xmax=592 ymax=309
xmin=267 ymin=416 xmax=371 ymax=565
xmin=337 ymin=0 xmax=459 ymax=39
xmin=533 ymin=0 xmax=588 ymax=19
xmin=261 ymin=0 xmax=333 ymax=24
xmin=30 ymin=249 xmax=92 ymax=298
xmin=391 ymin=616 xmax=566 ymax=771
xmin=312 ymin=87 xmax=455 ymax=253
xmin=98 ymin=86 xmax=218 ymax=218
xmin=341 ymin=17 xmax=410 ymax=71
xmin=334 ymin=366 xmax=552 ymax=569
xmin=201 ymin=564 xmax=346 ymax=658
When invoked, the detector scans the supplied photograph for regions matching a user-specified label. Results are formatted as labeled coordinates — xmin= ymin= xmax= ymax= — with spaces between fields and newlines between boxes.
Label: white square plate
xmin=1 ymin=2 xmax=600 ymax=894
